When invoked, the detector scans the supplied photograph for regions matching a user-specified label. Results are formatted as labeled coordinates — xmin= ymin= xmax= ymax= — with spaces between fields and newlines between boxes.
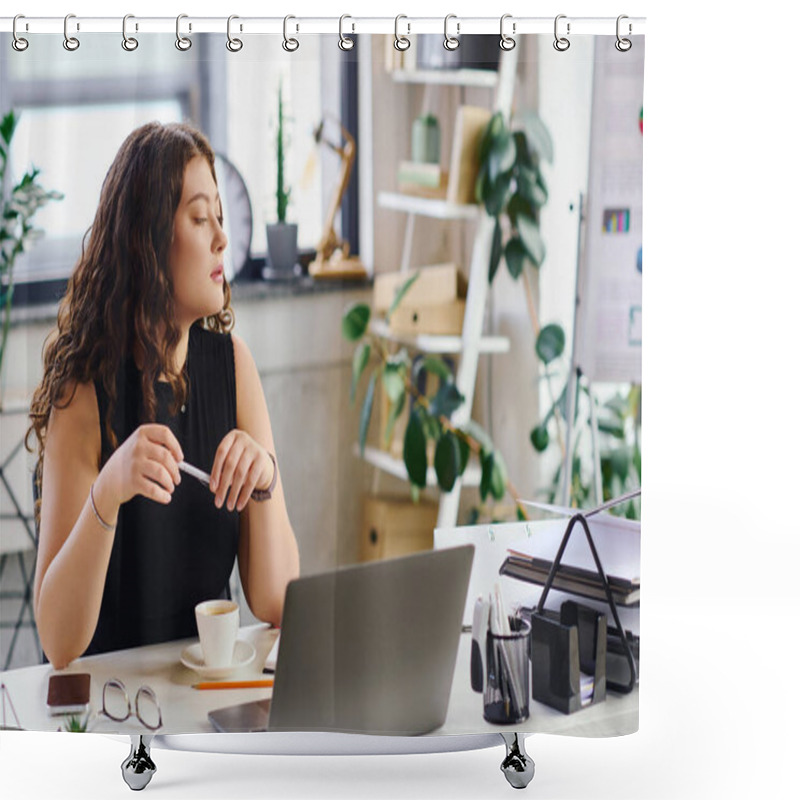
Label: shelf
xmin=378 ymin=191 xmax=480 ymax=221
xmin=357 ymin=445 xmax=482 ymax=488
xmin=391 ymin=68 xmax=499 ymax=89
xmin=369 ymin=319 xmax=510 ymax=355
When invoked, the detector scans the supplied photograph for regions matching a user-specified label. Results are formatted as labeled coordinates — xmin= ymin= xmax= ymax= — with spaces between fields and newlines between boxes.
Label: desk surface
xmin=0 ymin=624 xmax=637 ymax=738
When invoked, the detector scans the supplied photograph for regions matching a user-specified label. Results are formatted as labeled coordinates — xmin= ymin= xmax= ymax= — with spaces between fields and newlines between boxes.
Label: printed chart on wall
xmin=576 ymin=37 xmax=645 ymax=384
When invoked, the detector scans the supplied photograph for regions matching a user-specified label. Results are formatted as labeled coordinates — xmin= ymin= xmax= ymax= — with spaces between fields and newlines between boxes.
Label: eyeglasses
xmin=99 ymin=679 xmax=163 ymax=731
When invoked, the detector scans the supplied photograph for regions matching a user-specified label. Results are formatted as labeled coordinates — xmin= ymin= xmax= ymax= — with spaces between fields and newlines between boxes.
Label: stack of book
xmin=397 ymin=160 xmax=448 ymax=199
xmin=499 ymin=553 xmax=640 ymax=607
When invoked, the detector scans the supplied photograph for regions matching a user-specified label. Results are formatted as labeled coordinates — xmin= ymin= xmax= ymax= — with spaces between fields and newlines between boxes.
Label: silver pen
xmin=178 ymin=460 xmax=212 ymax=487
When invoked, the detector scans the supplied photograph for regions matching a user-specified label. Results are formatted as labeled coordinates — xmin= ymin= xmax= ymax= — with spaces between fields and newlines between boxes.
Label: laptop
xmin=208 ymin=544 xmax=475 ymax=736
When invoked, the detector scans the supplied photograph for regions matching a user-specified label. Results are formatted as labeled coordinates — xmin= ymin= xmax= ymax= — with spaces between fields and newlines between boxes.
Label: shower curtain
xmin=0 ymin=20 xmax=643 ymax=746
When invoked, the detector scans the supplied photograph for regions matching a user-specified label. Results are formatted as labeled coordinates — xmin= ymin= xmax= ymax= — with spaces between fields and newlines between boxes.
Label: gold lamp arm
xmin=315 ymin=115 xmax=355 ymax=261
xmin=309 ymin=115 xmax=365 ymax=279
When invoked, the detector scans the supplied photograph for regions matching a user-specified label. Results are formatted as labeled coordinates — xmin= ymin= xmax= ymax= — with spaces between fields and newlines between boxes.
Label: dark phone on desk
xmin=47 ymin=673 xmax=91 ymax=716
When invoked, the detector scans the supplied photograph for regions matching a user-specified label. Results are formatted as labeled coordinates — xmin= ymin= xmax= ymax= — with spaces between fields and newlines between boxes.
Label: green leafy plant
xmin=0 ymin=110 xmax=64 ymax=384
xmin=275 ymin=81 xmax=291 ymax=223
xmin=531 ymin=376 xmax=641 ymax=518
xmin=59 ymin=712 xmax=91 ymax=732
xmin=343 ymin=274 xmax=527 ymax=515
xmin=476 ymin=110 xmax=640 ymax=518
xmin=475 ymin=111 xmax=573 ymax=460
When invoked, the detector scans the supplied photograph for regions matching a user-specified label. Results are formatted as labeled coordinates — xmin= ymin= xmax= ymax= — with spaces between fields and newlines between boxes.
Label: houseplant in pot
xmin=265 ymin=81 xmax=298 ymax=276
xmin=0 ymin=110 xmax=63 ymax=406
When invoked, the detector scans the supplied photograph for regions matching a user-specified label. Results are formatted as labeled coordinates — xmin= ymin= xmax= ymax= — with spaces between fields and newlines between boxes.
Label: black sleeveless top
xmin=88 ymin=324 xmax=239 ymax=656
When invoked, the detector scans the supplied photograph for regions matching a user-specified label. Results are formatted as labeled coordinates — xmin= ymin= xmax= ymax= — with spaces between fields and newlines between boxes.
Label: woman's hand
xmin=100 ymin=423 xmax=184 ymax=507
xmin=209 ymin=430 xmax=274 ymax=512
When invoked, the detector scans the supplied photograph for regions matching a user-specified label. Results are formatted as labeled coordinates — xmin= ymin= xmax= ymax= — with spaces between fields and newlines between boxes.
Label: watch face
xmin=215 ymin=153 xmax=253 ymax=282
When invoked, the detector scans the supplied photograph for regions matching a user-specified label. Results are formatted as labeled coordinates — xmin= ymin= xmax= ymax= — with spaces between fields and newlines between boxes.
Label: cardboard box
xmin=360 ymin=495 xmax=438 ymax=562
xmin=373 ymin=263 xmax=467 ymax=314
xmin=389 ymin=301 xmax=466 ymax=336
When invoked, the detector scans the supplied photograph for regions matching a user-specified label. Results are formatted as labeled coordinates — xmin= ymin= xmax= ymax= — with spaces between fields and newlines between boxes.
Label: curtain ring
xmin=499 ymin=14 xmax=516 ymax=51
xmin=443 ymin=13 xmax=460 ymax=51
xmin=339 ymin=14 xmax=355 ymax=51
xmin=553 ymin=14 xmax=570 ymax=51
xmin=176 ymin=13 xmax=192 ymax=51
xmin=63 ymin=14 xmax=80 ymax=51
xmin=393 ymin=15 xmax=410 ymax=52
xmin=122 ymin=14 xmax=138 ymax=51
xmin=283 ymin=15 xmax=299 ymax=52
xmin=226 ymin=15 xmax=243 ymax=52
xmin=12 ymin=14 xmax=29 ymax=52
xmin=615 ymin=15 xmax=632 ymax=52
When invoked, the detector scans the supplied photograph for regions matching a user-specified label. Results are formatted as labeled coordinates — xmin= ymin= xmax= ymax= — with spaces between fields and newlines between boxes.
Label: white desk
xmin=0 ymin=623 xmax=637 ymax=737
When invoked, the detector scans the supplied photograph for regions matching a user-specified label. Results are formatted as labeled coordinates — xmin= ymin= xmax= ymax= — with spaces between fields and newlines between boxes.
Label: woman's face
xmin=168 ymin=155 xmax=228 ymax=327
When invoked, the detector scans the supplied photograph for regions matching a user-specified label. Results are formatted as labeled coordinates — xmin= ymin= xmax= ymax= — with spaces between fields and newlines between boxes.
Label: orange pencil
xmin=192 ymin=680 xmax=274 ymax=690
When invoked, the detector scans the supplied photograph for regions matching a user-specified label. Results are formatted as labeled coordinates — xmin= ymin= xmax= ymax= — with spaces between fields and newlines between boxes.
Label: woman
xmin=26 ymin=121 xmax=299 ymax=669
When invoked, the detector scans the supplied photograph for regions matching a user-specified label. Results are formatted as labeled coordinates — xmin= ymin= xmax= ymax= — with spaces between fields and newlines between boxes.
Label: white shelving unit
xmin=365 ymin=46 xmax=520 ymax=530
xmin=368 ymin=319 xmax=509 ymax=355
xmin=377 ymin=191 xmax=480 ymax=220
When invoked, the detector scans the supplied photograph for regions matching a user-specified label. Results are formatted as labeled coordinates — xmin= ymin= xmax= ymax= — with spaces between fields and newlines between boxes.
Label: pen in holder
xmin=483 ymin=615 xmax=531 ymax=725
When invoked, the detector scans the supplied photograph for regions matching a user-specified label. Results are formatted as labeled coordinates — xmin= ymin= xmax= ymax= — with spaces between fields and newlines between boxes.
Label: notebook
xmin=208 ymin=545 xmax=475 ymax=736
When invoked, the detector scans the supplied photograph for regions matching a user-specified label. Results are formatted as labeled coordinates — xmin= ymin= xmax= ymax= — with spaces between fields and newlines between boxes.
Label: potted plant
xmin=477 ymin=110 xmax=640 ymax=518
xmin=0 ymin=110 xmax=63 ymax=405
xmin=265 ymin=81 xmax=298 ymax=275
xmin=342 ymin=274 xmax=522 ymax=516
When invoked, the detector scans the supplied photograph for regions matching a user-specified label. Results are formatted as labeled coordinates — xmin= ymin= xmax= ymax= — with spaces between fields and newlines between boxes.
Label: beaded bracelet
xmin=90 ymin=482 xmax=116 ymax=532
xmin=250 ymin=452 xmax=278 ymax=502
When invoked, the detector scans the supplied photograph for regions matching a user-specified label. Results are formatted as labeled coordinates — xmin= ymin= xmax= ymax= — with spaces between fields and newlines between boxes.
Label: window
xmin=1 ymin=33 xmax=358 ymax=304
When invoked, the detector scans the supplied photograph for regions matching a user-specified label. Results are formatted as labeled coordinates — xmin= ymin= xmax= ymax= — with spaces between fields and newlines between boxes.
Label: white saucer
xmin=180 ymin=640 xmax=256 ymax=680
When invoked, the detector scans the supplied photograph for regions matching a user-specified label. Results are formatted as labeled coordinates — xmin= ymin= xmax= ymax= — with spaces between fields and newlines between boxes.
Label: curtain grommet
xmin=12 ymin=14 xmax=29 ymax=52
xmin=122 ymin=14 xmax=139 ymax=52
xmin=554 ymin=14 xmax=571 ymax=52
xmin=282 ymin=15 xmax=299 ymax=52
xmin=176 ymin=14 xmax=192 ymax=51
xmin=615 ymin=15 xmax=633 ymax=52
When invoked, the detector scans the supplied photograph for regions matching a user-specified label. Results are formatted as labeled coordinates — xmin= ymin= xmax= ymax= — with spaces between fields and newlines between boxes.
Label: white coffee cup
xmin=194 ymin=599 xmax=239 ymax=668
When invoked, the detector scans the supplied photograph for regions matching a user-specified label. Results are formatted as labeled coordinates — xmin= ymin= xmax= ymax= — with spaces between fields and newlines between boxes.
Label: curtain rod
xmin=0 ymin=16 xmax=646 ymax=37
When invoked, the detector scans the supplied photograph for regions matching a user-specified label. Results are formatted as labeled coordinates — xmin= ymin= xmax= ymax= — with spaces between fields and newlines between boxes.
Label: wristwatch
xmin=251 ymin=452 xmax=278 ymax=502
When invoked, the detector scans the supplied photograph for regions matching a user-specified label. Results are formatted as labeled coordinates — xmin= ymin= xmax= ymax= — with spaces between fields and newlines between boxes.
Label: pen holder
xmin=530 ymin=600 xmax=607 ymax=714
xmin=483 ymin=616 xmax=531 ymax=725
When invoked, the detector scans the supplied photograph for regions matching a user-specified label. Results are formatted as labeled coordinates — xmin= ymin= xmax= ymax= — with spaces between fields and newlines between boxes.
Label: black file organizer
xmin=529 ymin=513 xmax=638 ymax=714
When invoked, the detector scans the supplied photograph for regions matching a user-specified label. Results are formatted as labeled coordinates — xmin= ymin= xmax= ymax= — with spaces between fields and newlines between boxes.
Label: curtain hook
xmin=394 ymin=14 xmax=410 ymax=51
xmin=615 ymin=15 xmax=632 ymax=52
xmin=553 ymin=14 xmax=571 ymax=51
xmin=63 ymin=14 xmax=80 ymax=51
xmin=283 ymin=15 xmax=299 ymax=52
xmin=226 ymin=15 xmax=243 ymax=52
xmin=12 ymin=14 xmax=29 ymax=52
xmin=176 ymin=13 xmax=192 ymax=51
xmin=499 ymin=14 xmax=516 ymax=51
xmin=339 ymin=14 xmax=355 ymax=51
xmin=443 ymin=13 xmax=460 ymax=51
xmin=122 ymin=14 xmax=139 ymax=51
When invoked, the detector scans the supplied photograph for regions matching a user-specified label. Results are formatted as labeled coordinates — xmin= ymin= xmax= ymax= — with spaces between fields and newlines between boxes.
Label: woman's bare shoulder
xmin=47 ymin=378 xmax=101 ymax=465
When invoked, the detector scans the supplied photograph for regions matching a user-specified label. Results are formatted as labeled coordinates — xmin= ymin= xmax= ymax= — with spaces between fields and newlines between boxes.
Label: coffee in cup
xmin=194 ymin=599 xmax=239 ymax=668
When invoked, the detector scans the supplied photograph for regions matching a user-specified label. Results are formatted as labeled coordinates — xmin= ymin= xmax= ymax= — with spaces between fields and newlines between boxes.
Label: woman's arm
xmin=33 ymin=380 xmax=118 ymax=669
xmin=34 ymin=381 xmax=185 ymax=668
xmin=228 ymin=334 xmax=299 ymax=624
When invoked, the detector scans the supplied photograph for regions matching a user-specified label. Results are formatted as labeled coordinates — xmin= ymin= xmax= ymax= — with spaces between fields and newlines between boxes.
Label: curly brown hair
xmin=25 ymin=121 xmax=235 ymax=524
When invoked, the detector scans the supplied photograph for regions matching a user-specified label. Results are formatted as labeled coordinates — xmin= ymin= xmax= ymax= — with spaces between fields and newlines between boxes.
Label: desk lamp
xmin=308 ymin=114 xmax=366 ymax=279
